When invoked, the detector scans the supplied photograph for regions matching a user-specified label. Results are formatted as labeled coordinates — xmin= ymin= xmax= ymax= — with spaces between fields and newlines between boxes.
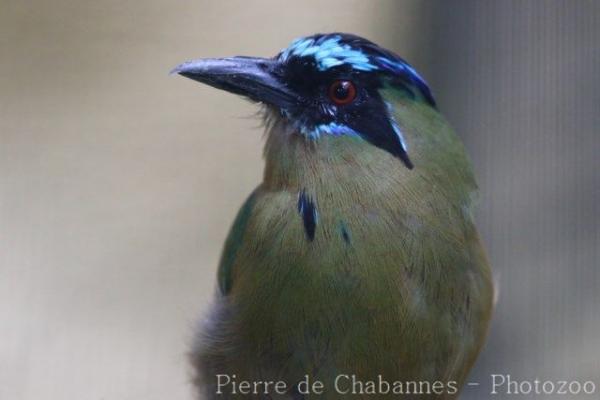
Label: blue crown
xmin=279 ymin=33 xmax=435 ymax=107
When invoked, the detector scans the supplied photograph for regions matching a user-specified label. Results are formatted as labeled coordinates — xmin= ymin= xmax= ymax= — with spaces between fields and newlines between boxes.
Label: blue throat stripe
xmin=300 ymin=121 xmax=361 ymax=140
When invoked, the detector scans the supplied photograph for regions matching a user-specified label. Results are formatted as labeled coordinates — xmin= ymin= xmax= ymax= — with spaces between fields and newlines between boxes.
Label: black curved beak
xmin=171 ymin=57 xmax=297 ymax=108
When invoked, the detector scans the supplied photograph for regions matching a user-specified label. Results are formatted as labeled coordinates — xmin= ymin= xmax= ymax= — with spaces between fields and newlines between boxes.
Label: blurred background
xmin=1 ymin=1 xmax=598 ymax=399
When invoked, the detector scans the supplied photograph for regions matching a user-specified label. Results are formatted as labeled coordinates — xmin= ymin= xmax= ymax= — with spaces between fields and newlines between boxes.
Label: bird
xmin=172 ymin=33 xmax=493 ymax=399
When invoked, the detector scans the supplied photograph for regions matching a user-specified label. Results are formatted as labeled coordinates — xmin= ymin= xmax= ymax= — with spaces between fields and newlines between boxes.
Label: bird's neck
xmin=261 ymin=104 xmax=478 ymax=220
xmin=262 ymin=117 xmax=395 ymax=192
xmin=263 ymin=135 xmax=407 ymax=214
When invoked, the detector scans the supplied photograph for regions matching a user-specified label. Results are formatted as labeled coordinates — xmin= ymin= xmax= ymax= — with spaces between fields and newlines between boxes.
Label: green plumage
xmin=191 ymin=90 xmax=493 ymax=399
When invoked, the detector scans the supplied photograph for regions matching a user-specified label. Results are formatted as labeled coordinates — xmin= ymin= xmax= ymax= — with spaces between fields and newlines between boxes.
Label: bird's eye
xmin=328 ymin=80 xmax=356 ymax=105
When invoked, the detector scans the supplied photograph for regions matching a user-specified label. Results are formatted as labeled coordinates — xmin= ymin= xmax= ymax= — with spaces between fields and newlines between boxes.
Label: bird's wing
xmin=217 ymin=189 xmax=258 ymax=295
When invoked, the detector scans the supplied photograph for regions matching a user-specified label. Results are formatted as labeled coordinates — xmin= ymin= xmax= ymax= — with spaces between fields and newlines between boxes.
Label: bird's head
xmin=172 ymin=33 xmax=436 ymax=169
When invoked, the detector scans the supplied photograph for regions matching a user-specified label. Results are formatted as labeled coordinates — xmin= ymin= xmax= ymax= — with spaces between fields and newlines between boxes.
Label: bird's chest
xmin=230 ymin=188 xmax=449 ymax=366
xmin=234 ymin=187 xmax=412 ymax=297
xmin=220 ymin=159 xmax=493 ymax=389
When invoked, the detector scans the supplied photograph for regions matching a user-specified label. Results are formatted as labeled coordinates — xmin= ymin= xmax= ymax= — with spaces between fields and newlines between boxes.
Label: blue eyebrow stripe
xmin=376 ymin=56 xmax=436 ymax=107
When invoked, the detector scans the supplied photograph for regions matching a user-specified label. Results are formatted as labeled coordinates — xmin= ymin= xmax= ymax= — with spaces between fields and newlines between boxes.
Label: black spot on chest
xmin=340 ymin=221 xmax=351 ymax=244
xmin=297 ymin=190 xmax=318 ymax=241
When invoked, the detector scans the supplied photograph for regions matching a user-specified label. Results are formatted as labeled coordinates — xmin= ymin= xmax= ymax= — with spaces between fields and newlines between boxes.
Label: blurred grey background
xmin=1 ymin=1 xmax=598 ymax=399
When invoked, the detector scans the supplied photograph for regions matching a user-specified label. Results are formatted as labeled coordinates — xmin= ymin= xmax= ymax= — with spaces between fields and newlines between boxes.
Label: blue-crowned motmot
xmin=173 ymin=33 xmax=493 ymax=399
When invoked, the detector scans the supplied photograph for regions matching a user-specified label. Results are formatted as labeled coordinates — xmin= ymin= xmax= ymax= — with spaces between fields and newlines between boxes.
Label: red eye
xmin=328 ymin=80 xmax=356 ymax=105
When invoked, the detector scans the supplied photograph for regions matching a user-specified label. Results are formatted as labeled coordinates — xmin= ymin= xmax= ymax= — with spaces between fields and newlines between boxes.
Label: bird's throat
xmin=262 ymin=114 xmax=411 ymax=194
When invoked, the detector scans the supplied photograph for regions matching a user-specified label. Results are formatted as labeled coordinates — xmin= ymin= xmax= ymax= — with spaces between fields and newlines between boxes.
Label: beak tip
xmin=169 ymin=62 xmax=190 ymax=76
xmin=170 ymin=59 xmax=210 ymax=76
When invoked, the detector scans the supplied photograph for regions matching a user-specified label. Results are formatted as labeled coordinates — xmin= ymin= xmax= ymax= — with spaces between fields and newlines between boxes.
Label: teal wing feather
xmin=217 ymin=189 xmax=258 ymax=295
